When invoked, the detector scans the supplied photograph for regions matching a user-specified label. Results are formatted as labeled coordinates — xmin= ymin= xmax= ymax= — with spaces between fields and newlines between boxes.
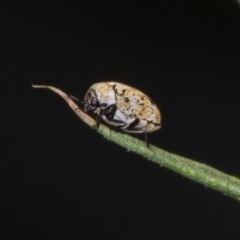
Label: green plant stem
xmin=32 ymin=84 xmax=240 ymax=201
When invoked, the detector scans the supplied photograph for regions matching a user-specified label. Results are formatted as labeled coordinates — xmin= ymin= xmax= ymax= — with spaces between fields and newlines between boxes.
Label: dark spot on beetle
xmin=124 ymin=97 xmax=129 ymax=102
xmin=126 ymin=118 xmax=140 ymax=130
xmin=104 ymin=104 xmax=117 ymax=119
xmin=118 ymin=89 xmax=126 ymax=96
xmin=99 ymin=103 xmax=107 ymax=108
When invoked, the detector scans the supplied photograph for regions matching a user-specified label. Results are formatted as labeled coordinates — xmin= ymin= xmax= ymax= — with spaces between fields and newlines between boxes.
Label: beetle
xmin=83 ymin=82 xmax=161 ymax=144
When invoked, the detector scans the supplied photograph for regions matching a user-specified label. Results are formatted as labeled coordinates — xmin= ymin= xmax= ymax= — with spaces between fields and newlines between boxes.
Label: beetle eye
xmin=91 ymin=97 xmax=97 ymax=106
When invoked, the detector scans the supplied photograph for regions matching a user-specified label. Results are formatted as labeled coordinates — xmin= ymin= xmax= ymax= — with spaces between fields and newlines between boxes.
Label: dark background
xmin=2 ymin=1 xmax=240 ymax=239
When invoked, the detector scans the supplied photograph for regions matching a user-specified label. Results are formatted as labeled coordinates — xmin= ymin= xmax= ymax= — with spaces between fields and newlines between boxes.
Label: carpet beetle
xmin=83 ymin=82 xmax=161 ymax=139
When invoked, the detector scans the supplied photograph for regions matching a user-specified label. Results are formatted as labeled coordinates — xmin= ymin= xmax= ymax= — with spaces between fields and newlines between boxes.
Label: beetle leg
xmin=95 ymin=108 xmax=106 ymax=130
xmin=145 ymin=132 xmax=150 ymax=147
xmin=95 ymin=114 xmax=101 ymax=130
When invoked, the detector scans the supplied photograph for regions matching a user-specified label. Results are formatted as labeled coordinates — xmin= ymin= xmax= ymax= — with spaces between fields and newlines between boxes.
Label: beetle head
xmin=84 ymin=90 xmax=99 ymax=112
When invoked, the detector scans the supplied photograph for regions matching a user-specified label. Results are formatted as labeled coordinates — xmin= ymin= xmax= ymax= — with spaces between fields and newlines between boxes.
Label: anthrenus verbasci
xmin=83 ymin=82 xmax=161 ymax=143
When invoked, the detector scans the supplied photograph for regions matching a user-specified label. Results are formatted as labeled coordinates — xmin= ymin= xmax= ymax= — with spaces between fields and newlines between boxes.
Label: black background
xmin=2 ymin=1 xmax=240 ymax=239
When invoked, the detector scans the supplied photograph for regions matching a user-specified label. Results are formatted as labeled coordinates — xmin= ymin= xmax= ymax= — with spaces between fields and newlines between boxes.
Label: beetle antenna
xmin=69 ymin=95 xmax=84 ymax=105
